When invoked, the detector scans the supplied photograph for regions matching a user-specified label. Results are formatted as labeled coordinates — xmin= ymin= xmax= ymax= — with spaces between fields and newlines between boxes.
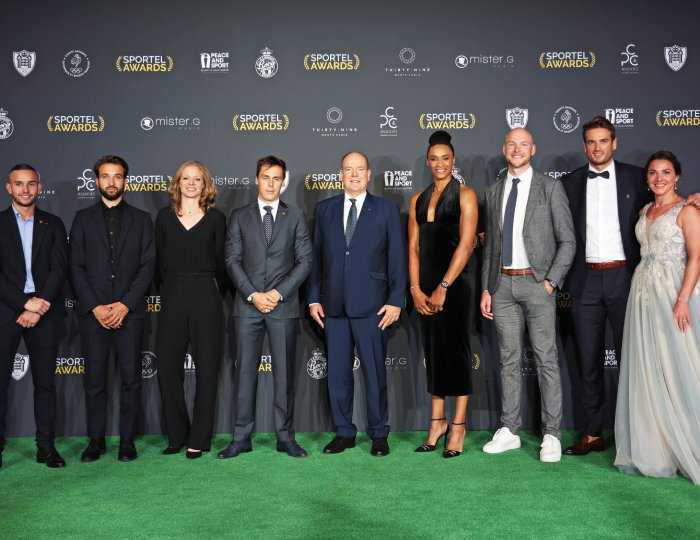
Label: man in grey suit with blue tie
xmin=218 ymin=156 xmax=312 ymax=459
xmin=480 ymin=128 xmax=575 ymax=462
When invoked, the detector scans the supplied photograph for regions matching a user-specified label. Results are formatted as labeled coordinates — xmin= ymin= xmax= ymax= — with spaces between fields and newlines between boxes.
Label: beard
xmin=99 ymin=185 xmax=124 ymax=201
xmin=12 ymin=193 xmax=37 ymax=207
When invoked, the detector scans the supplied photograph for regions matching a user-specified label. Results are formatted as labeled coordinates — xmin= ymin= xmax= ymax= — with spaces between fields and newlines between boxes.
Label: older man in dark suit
xmin=218 ymin=156 xmax=312 ymax=459
xmin=70 ymin=155 xmax=155 ymax=463
xmin=480 ymin=128 xmax=575 ymax=463
xmin=0 ymin=163 xmax=68 ymax=468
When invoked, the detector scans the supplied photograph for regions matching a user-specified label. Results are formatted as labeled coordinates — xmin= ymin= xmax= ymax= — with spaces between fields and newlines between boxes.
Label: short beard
xmin=12 ymin=194 xmax=36 ymax=207
xmin=99 ymin=186 xmax=124 ymax=201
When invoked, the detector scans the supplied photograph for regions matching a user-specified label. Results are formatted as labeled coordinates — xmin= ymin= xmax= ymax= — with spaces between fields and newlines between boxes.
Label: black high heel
xmin=415 ymin=418 xmax=449 ymax=452
xmin=443 ymin=422 xmax=466 ymax=458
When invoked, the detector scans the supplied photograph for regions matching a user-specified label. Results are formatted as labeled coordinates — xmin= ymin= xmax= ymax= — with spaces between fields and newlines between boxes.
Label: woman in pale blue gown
xmin=615 ymin=151 xmax=700 ymax=485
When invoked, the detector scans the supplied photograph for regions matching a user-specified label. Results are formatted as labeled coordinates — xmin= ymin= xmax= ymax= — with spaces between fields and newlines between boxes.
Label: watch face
xmin=441 ymin=280 xmax=449 ymax=289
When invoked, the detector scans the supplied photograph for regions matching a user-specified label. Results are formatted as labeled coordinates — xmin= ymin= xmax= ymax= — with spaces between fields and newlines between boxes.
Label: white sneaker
xmin=540 ymin=434 xmax=561 ymax=463
xmin=483 ymin=427 xmax=521 ymax=454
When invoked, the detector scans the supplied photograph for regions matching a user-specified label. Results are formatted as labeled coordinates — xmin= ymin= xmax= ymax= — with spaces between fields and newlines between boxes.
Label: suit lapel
xmin=249 ymin=204 xmax=267 ymax=246
xmin=90 ymin=203 xmax=111 ymax=254
xmin=269 ymin=201 xmax=287 ymax=246
xmin=349 ymin=192 xmax=373 ymax=247
xmin=115 ymin=203 xmax=134 ymax=260
xmin=3 ymin=208 xmax=25 ymax=263
xmin=31 ymin=208 xmax=48 ymax=265
xmin=494 ymin=178 xmax=507 ymax=230
xmin=614 ymin=162 xmax=632 ymax=231
xmin=522 ymin=173 xmax=542 ymax=230
xmin=574 ymin=170 xmax=587 ymax=245
xmin=331 ymin=196 xmax=345 ymax=245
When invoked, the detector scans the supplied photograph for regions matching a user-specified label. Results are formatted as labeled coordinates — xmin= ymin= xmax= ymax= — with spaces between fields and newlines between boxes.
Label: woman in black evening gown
xmin=408 ymin=130 xmax=478 ymax=457
xmin=155 ymin=160 xmax=227 ymax=459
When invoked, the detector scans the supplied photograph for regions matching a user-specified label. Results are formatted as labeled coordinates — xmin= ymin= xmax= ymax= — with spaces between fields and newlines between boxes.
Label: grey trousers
xmin=492 ymin=274 xmax=562 ymax=438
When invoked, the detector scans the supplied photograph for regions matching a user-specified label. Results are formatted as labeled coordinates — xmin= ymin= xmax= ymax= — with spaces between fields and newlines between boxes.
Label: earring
xmin=674 ymin=182 xmax=678 ymax=191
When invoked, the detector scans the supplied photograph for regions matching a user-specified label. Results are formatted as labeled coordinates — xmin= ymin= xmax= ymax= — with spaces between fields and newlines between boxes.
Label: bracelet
xmin=677 ymin=296 xmax=689 ymax=304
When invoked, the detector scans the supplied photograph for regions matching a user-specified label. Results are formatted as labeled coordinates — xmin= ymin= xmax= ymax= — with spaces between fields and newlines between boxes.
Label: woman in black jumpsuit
xmin=155 ymin=160 xmax=227 ymax=459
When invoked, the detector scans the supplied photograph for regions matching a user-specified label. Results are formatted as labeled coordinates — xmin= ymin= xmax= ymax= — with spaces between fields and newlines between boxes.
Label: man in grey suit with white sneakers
xmin=480 ymin=128 xmax=575 ymax=462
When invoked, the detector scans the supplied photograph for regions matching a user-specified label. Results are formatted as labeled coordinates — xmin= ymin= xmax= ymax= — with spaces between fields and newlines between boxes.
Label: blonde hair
xmin=168 ymin=160 xmax=217 ymax=215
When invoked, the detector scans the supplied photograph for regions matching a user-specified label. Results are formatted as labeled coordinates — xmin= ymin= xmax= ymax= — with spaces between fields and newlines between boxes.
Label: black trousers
xmin=156 ymin=276 xmax=223 ymax=450
xmin=571 ymin=265 xmax=630 ymax=436
xmin=232 ymin=316 xmax=298 ymax=443
xmin=79 ymin=315 xmax=144 ymax=440
xmin=0 ymin=317 xmax=61 ymax=449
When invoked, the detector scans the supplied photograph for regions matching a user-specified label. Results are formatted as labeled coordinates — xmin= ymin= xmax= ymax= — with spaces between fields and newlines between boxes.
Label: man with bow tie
xmin=218 ymin=156 xmax=312 ymax=459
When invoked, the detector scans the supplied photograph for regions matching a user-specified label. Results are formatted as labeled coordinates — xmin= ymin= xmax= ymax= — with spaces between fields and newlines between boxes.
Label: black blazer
xmin=69 ymin=201 xmax=156 ymax=317
xmin=0 ymin=206 xmax=68 ymax=324
xmin=562 ymin=161 xmax=650 ymax=295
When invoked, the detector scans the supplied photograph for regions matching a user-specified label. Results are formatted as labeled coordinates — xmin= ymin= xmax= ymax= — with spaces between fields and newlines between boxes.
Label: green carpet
xmin=1 ymin=431 xmax=698 ymax=539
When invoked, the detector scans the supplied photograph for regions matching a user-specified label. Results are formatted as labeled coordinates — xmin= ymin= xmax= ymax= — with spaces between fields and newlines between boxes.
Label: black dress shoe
xmin=323 ymin=436 xmax=356 ymax=454
xmin=162 ymin=445 xmax=184 ymax=455
xmin=370 ymin=437 xmax=390 ymax=457
xmin=118 ymin=439 xmax=137 ymax=462
xmin=217 ymin=440 xmax=252 ymax=459
xmin=80 ymin=438 xmax=107 ymax=463
xmin=563 ymin=436 xmax=605 ymax=456
xmin=36 ymin=445 xmax=66 ymax=468
xmin=186 ymin=449 xmax=203 ymax=460
xmin=276 ymin=440 xmax=308 ymax=457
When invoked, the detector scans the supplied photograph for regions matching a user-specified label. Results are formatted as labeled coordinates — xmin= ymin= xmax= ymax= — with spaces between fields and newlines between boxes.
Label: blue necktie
xmin=502 ymin=178 xmax=520 ymax=267
xmin=345 ymin=199 xmax=357 ymax=247
xmin=263 ymin=206 xmax=273 ymax=245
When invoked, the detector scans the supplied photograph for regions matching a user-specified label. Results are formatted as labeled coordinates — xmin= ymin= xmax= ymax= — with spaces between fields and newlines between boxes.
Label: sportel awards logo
xmin=307 ymin=348 xmax=327 ymax=379
xmin=620 ymin=44 xmax=639 ymax=75
xmin=419 ymin=112 xmax=476 ymax=130
xmin=656 ymin=109 xmax=700 ymax=127
xmin=455 ymin=54 xmax=514 ymax=69
xmin=255 ymin=47 xmax=278 ymax=78
xmin=141 ymin=116 xmax=200 ymax=131
xmin=13 ymin=354 xmax=29 ymax=381
xmin=63 ymin=50 xmax=90 ymax=77
xmin=55 ymin=357 xmax=85 ymax=375
xmin=48 ymin=115 xmax=104 ymax=133
xmin=304 ymin=172 xmax=343 ymax=190
xmin=13 ymin=50 xmax=36 ymax=76
xmin=312 ymin=107 xmax=357 ymax=137
xmin=605 ymin=108 xmax=634 ymax=129
xmin=200 ymin=52 xmax=229 ymax=73
xmin=146 ymin=295 xmax=161 ymax=312
xmin=0 ymin=108 xmax=14 ymax=139
xmin=384 ymin=170 xmax=413 ymax=191
xmin=232 ymin=113 xmax=289 ymax=131
xmin=77 ymin=168 xmax=96 ymax=199
xmin=259 ymin=355 xmax=272 ymax=372
xmin=126 ymin=174 xmax=169 ymax=193
xmin=304 ymin=52 xmax=359 ymax=70
xmin=664 ymin=45 xmax=687 ymax=71
xmin=116 ymin=55 xmax=173 ymax=72
xmin=385 ymin=47 xmax=430 ymax=77
xmin=553 ymin=106 xmax=580 ymax=134
xmin=557 ymin=291 xmax=572 ymax=310
xmin=380 ymin=106 xmax=398 ymax=137
xmin=539 ymin=51 xmax=596 ymax=69
xmin=506 ymin=107 xmax=528 ymax=129
xmin=142 ymin=351 xmax=157 ymax=379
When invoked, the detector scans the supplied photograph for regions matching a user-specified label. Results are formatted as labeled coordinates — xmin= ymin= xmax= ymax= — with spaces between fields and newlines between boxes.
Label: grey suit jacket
xmin=225 ymin=201 xmax=312 ymax=319
xmin=481 ymin=170 xmax=576 ymax=293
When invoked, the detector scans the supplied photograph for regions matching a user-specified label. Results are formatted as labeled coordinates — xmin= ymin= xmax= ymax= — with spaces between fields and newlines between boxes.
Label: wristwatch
xmin=546 ymin=279 xmax=558 ymax=289
xmin=440 ymin=280 xmax=449 ymax=289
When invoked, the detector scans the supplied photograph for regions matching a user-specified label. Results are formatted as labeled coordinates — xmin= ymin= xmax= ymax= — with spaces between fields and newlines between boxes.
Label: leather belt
xmin=585 ymin=260 xmax=627 ymax=270
xmin=500 ymin=267 xmax=534 ymax=276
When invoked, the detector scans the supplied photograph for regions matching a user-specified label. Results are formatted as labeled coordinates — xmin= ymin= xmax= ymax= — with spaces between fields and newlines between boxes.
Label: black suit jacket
xmin=562 ymin=161 xmax=650 ymax=295
xmin=70 ymin=201 xmax=156 ymax=317
xmin=0 ymin=206 xmax=68 ymax=325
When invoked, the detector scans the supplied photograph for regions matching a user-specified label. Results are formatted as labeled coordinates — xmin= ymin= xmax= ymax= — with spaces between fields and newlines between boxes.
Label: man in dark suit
xmin=218 ymin=156 xmax=312 ymax=459
xmin=70 ymin=155 xmax=155 ymax=463
xmin=0 ymin=163 xmax=68 ymax=468
xmin=308 ymin=151 xmax=406 ymax=457
xmin=480 ymin=128 xmax=575 ymax=463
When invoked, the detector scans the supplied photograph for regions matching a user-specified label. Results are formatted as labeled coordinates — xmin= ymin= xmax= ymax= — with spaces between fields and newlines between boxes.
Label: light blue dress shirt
xmin=13 ymin=205 xmax=35 ymax=294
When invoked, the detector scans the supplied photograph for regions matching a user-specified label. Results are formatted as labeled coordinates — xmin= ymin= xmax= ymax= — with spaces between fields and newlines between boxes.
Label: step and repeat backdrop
xmin=2 ymin=0 xmax=699 ymax=438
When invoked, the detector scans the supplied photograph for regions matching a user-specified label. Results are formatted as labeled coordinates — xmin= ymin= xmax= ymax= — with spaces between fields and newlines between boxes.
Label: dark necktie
xmin=263 ymin=205 xmax=273 ymax=245
xmin=502 ymin=178 xmax=520 ymax=267
xmin=587 ymin=170 xmax=610 ymax=179
xmin=345 ymin=199 xmax=357 ymax=247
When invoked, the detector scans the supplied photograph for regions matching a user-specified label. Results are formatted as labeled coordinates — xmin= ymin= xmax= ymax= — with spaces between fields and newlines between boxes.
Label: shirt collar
xmin=507 ymin=166 xmax=533 ymax=184
xmin=344 ymin=191 xmax=367 ymax=204
xmin=258 ymin=198 xmax=279 ymax=212
xmin=588 ymin=160 xmax=615 ymax=176
xmin=101 ymin=199 xmax=125 ymax=212
xmin=12 ymin=204 xmax=34 ymax=222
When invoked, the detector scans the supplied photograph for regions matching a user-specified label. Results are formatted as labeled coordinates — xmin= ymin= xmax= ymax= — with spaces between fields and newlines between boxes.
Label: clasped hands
xmin=93 ymin=302 xmax=129 ymax=329
xmin=411 ymin=286 xmax=446 ymax=316
xmin=252 ymin=289 xmax=282 ymax=314
xmin=16 ymin=296 xmax=50 ymax=328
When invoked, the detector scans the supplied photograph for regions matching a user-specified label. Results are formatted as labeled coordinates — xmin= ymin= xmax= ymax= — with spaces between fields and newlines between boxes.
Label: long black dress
xmin=415 ymin=178 xmax=472 ymax=396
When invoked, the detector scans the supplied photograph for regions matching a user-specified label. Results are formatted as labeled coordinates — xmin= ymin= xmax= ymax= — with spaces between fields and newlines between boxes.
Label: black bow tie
xmin=588 ymin=170 xmax=610 ymax=179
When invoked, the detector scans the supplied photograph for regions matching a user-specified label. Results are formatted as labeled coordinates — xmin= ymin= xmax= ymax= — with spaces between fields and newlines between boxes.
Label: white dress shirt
xmin=501 ymin=166 xmax=533 ymax=269
xmin=343 ymin=190 xmax=367 ymax=231
xmin=585 ymin=161 xmax=626 ymax=262
xmin=257 ymin=198 xmax=279 ymax=221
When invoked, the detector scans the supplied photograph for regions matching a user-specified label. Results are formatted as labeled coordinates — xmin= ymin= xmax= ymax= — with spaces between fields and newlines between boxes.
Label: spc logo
xmin=142 ymin=351 xmax=157 ymax=379
xmin=380 ymin=106 xmax=398 ymax=137
xmin=13 ymin=354 xmax=29 ymax=381
xmin=77 ymin=168 xmax=96 ymax=197
xmin=306 ymin=348 xmax=327 ymax=379
xmin=620 ymin=44 xmax=639 ymax=75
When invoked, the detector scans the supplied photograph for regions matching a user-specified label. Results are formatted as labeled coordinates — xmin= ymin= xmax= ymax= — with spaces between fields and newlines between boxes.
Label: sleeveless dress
xmin=415 ymin=178 xmax=473 ymax=396
xmin=614 ymin=201 xmax=700 ymax=485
